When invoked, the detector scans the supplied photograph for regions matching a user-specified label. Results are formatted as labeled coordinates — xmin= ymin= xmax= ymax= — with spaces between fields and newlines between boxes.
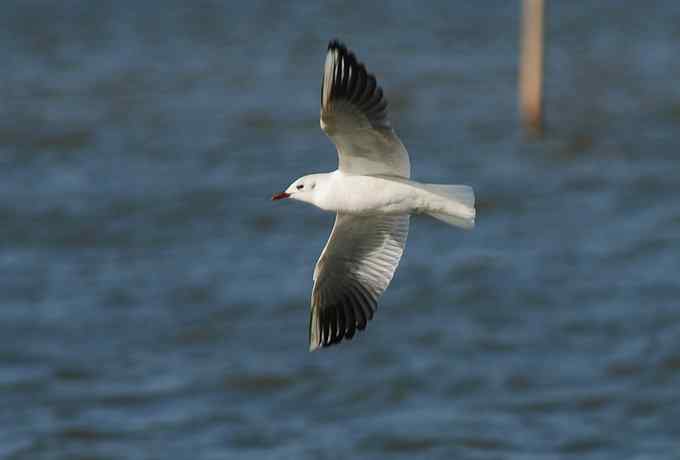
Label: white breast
xmin=318 ymin=173 xmax=426 ymax=215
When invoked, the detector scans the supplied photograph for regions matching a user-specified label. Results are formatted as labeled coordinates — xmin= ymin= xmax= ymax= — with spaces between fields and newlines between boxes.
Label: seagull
xmin=273 ymin=40 xmax=476 ymax=351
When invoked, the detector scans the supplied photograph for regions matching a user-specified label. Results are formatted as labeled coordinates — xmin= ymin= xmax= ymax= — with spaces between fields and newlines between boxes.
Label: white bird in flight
xmin=273 ymin=40 xmax=476 ymax=351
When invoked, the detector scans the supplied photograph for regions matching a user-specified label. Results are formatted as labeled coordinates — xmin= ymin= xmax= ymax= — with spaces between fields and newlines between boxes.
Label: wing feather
xmin=309 ymin=213 xmax=409 ymax=350
xmin=320 ymin=40 xmax=411 ymax=178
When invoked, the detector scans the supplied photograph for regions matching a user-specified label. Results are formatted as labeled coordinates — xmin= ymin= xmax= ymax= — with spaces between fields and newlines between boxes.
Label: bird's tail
xmin=419 ymin=183 xmax=476 ymax=229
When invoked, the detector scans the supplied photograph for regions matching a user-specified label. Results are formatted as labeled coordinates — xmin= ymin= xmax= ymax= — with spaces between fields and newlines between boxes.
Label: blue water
xmin=2 ymin=1 xmax=680 ymax=459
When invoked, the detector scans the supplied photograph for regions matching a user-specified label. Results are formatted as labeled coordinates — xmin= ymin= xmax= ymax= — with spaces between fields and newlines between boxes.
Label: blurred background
xmin=2 ymin=1 xmax=680 ymax=459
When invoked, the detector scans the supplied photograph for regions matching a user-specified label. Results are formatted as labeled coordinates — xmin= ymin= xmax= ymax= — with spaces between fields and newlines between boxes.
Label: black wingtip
xmin=327 ymin=40 xmax=354 ymax=61
xmin=321 ymin=38 xmax=390 ymax=130
xmin=327 ymin=39 xmax=345 ymax=51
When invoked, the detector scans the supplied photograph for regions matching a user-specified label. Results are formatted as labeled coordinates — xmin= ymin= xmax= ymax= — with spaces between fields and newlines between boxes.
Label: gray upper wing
xmin=320 ymin=41 xmax=411 ymax=178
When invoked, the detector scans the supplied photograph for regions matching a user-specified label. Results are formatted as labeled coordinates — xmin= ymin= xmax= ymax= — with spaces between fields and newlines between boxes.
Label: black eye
xmin=296 ymin=184 xmax=304 ymax=190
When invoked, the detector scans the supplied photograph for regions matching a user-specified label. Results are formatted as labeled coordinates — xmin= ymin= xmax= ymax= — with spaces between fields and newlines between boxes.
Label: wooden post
xmin=519 ymin=0 xmax=545 ymax=137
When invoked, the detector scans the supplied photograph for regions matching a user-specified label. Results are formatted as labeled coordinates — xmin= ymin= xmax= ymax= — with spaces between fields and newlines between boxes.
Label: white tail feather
xmin=420 ymin=183 xmax=476 ymax=230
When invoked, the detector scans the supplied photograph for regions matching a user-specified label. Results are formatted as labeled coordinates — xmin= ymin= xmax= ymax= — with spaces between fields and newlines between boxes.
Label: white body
xmin=317 ymin=173 xmax=427 ymax=214
xmin=287 ymin=171 xmax=475 ymax=229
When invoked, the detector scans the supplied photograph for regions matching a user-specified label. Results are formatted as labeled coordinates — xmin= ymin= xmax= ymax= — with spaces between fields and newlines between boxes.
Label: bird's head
xmin=272 ymin=174 xmax=324 ymax=205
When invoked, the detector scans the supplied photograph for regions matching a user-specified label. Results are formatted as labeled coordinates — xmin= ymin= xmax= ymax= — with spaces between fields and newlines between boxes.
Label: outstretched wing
xmin=309 ymin=213 xmax=409 ymax=350
xmin=320 ymin=40 xmax=411 ymax=178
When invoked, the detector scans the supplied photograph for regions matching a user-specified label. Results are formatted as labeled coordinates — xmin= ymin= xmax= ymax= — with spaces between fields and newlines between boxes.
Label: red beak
xmin=271 ymin=192 xmax=290 ymax=201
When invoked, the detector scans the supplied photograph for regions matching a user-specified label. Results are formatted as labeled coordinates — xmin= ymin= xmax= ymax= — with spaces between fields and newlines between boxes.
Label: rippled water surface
xmin=2 ymin=1 xmax=680 ymax=459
